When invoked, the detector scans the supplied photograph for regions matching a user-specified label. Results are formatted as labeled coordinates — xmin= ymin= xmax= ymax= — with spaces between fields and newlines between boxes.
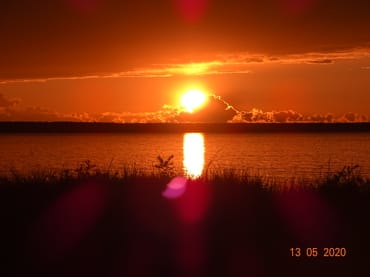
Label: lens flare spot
xmin=31 ymin=181 xmax=107 ymax=264
xmin=275 ymin=190 xmax=339 ymax=244
xmin=279 ymin=0 xmax=318 ymax=14
xmin=175 ymin=0 xmax=209 ymax=23
xmin=162 ymin=176 xmax=188 ymax=199
xmin=174 ymin=180 xmax=210 ymax=224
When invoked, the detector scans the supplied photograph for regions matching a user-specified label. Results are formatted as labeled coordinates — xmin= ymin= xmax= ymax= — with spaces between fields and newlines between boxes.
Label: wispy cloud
xmin=1 ymin=47 xmax=369 ymax=85
xmin=0 ymin=74 xmax=108 ymax=85
xmin=213 ymin=47 xmax=370 ymax=66
xmin=0 ymin=61 xmax=252 ymax=85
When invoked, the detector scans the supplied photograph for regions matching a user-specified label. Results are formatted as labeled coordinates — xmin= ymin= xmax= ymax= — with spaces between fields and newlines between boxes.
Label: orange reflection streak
xmin=183 ymin=133 xmax=205 ymax=179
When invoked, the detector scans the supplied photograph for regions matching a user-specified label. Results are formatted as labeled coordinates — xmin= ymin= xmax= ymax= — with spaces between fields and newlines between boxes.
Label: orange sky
xmin=0 ymin=0 xmax=369 ymax=122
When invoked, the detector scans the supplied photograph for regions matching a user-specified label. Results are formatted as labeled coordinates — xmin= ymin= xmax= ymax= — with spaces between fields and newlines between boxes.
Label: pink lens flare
xmin=162 ymin=176 xmax=188 ymax=199
xmin=174 ymin=0 xmax=210 ymax=23
xmin=162 ymin=177 xmax=211 ymax=225
xmin=275 ymin=190 xmax=340 ymax=245
xmin=30 ymin=181 xmax=107 ymax=264
xmin=279 ymin=0 xmax=318 ymax=15
xmin=175 ymin=180 xmax=210 ymax=225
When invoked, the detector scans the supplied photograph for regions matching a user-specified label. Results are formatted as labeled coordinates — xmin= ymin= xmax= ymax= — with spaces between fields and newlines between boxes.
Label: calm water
xmin=0 ymin=133 xmax=369 ymax=180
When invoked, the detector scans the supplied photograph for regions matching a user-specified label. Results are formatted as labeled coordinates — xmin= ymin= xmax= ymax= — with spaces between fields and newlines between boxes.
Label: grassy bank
xmin=0 ymin=163 xmax=369 ymax=276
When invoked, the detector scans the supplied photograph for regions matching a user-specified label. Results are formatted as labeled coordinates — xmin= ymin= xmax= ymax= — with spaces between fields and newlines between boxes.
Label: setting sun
xmin=180 ymin=89 xmax=208 ymax=113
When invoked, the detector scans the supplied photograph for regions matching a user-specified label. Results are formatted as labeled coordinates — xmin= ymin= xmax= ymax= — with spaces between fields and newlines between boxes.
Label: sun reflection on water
xmin=183 ymin=133 xmax=205 ymax=179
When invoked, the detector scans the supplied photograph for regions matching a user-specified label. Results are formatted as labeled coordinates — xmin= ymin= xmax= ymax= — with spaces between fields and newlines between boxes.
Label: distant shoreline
xmin=0 ymin=122 xmax=369 ymax=133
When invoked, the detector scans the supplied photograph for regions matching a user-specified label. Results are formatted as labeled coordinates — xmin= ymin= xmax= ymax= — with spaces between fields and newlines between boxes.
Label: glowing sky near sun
xmin=0 ymin=1 xmax=369 ymax=122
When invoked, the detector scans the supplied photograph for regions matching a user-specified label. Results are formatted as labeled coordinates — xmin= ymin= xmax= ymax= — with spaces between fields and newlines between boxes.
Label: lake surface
xmin=0 ymin=132 xmax=369 ymax=180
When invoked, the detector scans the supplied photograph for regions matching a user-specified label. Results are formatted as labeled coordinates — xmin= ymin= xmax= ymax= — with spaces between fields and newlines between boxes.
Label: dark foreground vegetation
xmin=0 ymin=163 xmax=369 ymax=277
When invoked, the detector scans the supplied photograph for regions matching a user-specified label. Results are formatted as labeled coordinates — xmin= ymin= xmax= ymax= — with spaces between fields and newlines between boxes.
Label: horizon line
xmin=1 ymin=121 xmax=369 ymax=133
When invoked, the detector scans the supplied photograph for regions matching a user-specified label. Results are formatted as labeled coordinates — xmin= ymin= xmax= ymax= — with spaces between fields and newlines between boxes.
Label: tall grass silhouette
xmin=0 ymin=159 xmax=369 ymax=276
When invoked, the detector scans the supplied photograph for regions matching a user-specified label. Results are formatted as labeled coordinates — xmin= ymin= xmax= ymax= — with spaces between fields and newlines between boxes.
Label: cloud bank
xmin=0 ymin=93 xmax=367 ymax=123
xmin=229 ymin=109 xmax=368 ymax=123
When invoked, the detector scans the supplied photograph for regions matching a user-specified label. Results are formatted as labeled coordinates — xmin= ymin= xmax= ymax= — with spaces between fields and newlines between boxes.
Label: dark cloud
xmin=0 ymin=106 xmax=61 ymax=122
xmin=178 ymin=96 xmax=236 ymax=123
xmin=306 ymin=59 xmax=333 ymax=64
xmin=0 ymin=93 xmax=20 ymax=107
xmin=0 ymin=102 xmax=182 ymax=123
xmin=339 ymin=112 xmax=365 ymax=123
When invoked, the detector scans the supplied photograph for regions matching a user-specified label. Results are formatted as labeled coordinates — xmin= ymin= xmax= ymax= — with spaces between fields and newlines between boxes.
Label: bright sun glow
xmin=180 ymin=89 xmax=207 ymax=113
